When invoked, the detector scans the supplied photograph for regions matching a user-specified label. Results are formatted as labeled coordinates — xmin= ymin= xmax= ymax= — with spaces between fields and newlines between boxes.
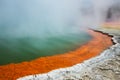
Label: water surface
xmin=0 ymin=32 xmax=91 ymax=65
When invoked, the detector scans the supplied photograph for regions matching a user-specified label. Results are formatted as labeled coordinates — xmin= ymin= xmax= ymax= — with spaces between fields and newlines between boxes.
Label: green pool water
xmin=0 ymin=32 xmax=91 ymax=65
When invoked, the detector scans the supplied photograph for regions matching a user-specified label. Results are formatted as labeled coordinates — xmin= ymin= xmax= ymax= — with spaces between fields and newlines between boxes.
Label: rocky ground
xmin=17 ymin=28 xmax=120 ymax=80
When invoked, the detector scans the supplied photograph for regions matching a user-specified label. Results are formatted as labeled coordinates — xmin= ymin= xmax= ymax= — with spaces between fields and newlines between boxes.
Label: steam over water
xmin=0 ymin=0 xmax=120 ymax=65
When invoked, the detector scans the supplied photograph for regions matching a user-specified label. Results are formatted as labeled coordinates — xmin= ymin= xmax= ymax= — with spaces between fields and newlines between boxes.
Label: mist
xmin=0 ymin=0 xmax=81 ymax=38
xmin=0 ymin=0 xmax=120 ymax=38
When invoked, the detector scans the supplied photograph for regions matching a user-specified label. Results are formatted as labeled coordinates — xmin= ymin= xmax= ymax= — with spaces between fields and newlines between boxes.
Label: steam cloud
xmin=0 ymin=0 xmax=120 ymax=38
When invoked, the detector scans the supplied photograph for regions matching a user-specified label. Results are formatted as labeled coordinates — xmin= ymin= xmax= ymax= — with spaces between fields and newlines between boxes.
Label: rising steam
xmin=0 ymin=0 xmax=120 ymax=38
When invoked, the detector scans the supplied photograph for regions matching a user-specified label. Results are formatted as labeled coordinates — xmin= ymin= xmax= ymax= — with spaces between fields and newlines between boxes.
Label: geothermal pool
xmin=0 ymin=32 xmax=91 ymax=65
xmin=0 ymin=0 xmax=93 ymax=65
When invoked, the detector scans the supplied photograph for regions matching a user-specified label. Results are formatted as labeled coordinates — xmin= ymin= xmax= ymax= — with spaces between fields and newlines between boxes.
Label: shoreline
xmin=0 ymin=30 xmax=113 ymax=80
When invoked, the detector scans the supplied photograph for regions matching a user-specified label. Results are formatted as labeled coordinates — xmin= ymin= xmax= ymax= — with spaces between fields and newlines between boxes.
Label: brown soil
xmin=103 ymin=22 xmax=120 ymax=29
xmin=0 ymin=30 xmax=113 ymax=80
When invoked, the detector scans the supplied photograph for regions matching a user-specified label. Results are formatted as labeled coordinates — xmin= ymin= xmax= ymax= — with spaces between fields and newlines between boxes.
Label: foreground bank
xmin=18 ymin=28 xmax=120 ymax=80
